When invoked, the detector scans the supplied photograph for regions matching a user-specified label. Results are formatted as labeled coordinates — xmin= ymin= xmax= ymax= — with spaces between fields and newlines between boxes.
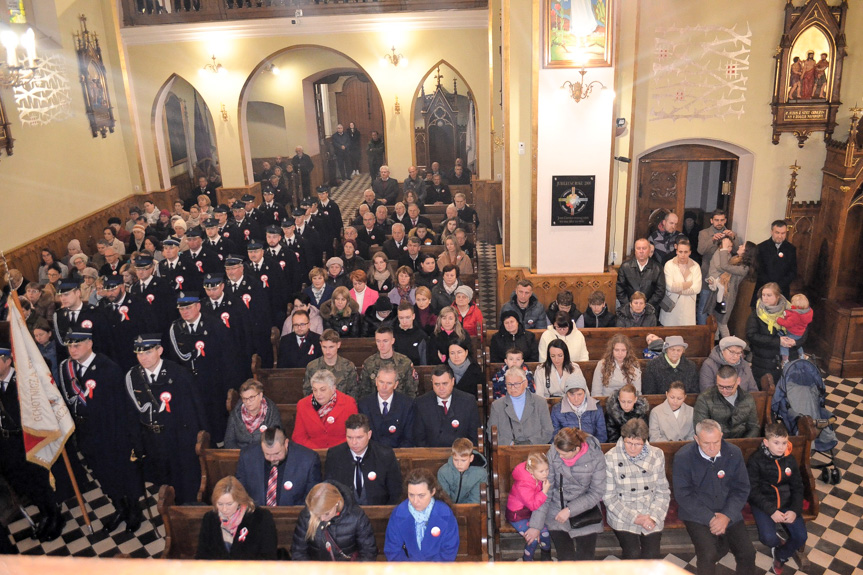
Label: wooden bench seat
xmin=196 ymin=430 xmax=485 ymax=504
xmin=484 ymin=321 xmax=717 ymax=362
xmin=488 ymin=416 xmax=820 ymax=560
xmin=160 ymin=483 xmax=489 ymax=561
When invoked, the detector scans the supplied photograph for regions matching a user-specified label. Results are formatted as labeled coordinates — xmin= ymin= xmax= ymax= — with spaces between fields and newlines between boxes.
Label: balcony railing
xmin=121 ymin=0 xmax=488 ymax=26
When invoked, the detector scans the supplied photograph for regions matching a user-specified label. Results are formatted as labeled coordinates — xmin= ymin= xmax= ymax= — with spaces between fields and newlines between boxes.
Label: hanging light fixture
xmin=200 ymin=54 xmax=226 ymax=76
xmin=380 ymin=46 xmax=407 ymax=68
xmin=561 ymin=64 xmax=611 ymax=104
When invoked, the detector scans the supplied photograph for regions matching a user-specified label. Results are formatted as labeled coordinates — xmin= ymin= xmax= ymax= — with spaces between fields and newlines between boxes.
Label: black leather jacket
xmin=615 ymin=257 xmax=666 ymax=309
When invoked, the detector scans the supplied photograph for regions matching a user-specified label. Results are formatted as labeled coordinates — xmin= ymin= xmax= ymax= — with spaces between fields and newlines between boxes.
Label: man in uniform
xmin=186 ymin=226 xmax=222 ymax=274
xmin=303 ymin=329 xmax=359 ymax=398
xmin=98 ymin=275 xmax=157 ymax=371
xmin=223 ymin=254 xmax=274 ymax=369
xmin=259 ymin=188 xmax=287 ymax=227
xmin=202 ymin=273 xmax=254 ymax=376
xmin=316 ymin=186 xmax=342 ymax=256
xmin=246 ymin=241 xmax=289 ymax=328
xmin=264 ymin=224 xmax=302 ymax=294
xmin=58 ymin=331 xmax=143 ymax=533
xmin=359 ymin=326 xmax=418 ymax=399
xmin=213 ymin=204 xmax=240 ymax=243
xmin=280 ymin=216 xmax=311 ymax=279
xmin=324 ymin=413 xmax=402 ymax=505
xmin=129 ymin=254 xmax=175 ymax=333
xmin=232 ymin=200 xmax=262 ymax=245
xmin=124 ymin=335 xmax=206 ymax=505
xmin=203 ymin=217 xmax=237 ymax=262
xmin=159 ymin=238 xmax=199 ymax=295
xmin=358 ymin=364 xmax=416 ymax=448
xmin=241 ymin=194 xmax=262 ymax=226
xmin=53 ymin=280 xmax=112 ymax=361
xmin=0 ymin=348 xmax=65 ymax=541
xmin=294 ymin=208 xmax=324 ymax=267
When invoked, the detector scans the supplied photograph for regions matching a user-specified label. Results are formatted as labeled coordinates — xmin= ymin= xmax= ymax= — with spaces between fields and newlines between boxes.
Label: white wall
xmin=536 ymin=67 xmax=615 ymax=274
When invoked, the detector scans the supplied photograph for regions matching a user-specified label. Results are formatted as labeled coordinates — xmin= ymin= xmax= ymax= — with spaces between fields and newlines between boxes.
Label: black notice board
xmin=551 ymin=175 xmax=595 ymax=226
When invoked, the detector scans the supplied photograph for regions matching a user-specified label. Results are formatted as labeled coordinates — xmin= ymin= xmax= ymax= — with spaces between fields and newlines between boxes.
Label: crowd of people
xmin=0 ymin=167 xmax=814 ymax=573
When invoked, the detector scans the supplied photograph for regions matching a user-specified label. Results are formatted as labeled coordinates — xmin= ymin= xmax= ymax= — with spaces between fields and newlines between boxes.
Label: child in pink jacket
xmin=776 ymin=293 xmax=813 ymax=364
xmin=506 ymin=452 xmax=551 ymax=561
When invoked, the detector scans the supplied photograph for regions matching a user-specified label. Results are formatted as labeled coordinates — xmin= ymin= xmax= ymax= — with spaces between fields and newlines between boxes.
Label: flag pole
xmin=2 ymin=251 xmax=94 ymax=535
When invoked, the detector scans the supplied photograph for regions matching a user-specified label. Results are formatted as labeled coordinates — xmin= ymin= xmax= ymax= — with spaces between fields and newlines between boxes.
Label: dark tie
xmin=76 ymin=362 xmax=85 ymax=381
xmin=150 ymin=373 xmax=157 ymax=386
xmin=442 ymin=400 xmax=448 ymax=415
xmin=382 ymin=401 xmax=389 ymax=416
xmin=266 ymin=466 xmax=278 ymax=506
xmin=69 ymin=310 xmax=78 ymax=324
xmin=187 ymin=323 xmax=195 ymax=334
xmin=354 ymin=456 xmax=363 ymax=497
xmin=254 ymin=263 xmax=259 ymax=272
xmin=298 ymin=336 xmax=306 ymax=347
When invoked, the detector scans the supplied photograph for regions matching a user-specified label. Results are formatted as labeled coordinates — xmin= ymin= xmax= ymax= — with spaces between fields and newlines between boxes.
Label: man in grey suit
xmin=487 ymin=368 xmax=553 ymax=445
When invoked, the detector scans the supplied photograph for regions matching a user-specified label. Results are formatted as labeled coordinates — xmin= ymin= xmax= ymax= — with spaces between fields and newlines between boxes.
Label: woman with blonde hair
xmin=321 ymin=286 xmax=363 ymax=338
xmin=291 ymin=481 xmax=378 ymax=561
xmin=432 ymin=305 xmax=471 ymax=364
xmin=436 ymin=236 xmax=473 ymax=276
xmin=195 ymin=476 xmax=277 ymax=560
xmin=591 ymin=334 xmax=642 ymax=397
xmin=367 ymin=251 xmax=395 ymax=295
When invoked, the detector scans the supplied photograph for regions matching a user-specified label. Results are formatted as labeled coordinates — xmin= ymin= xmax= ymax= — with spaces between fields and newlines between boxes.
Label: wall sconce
xmin=561 ymin=65 xmax=610 ymax=103
xmin=263 ymin=63 xmax=280 ymax=75
xmin=220 ymin=103 xmax=228 ymax=122
xmin=394 ymin=96 xmax=400 ymax=115
xmin=200 ymin=54 xmax=225 ymax=75
xmin=380 ymin=46 xmax=407 ymax=68
xmin=0 ymin=27 xmax=40 ymax=87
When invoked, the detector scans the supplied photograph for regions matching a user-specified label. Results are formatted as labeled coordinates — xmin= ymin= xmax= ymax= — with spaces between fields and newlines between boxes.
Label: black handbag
xmin=659 ymin=293 xmax=677 ymax=313
xmin=559 ymin=474 xmax=603 ymax=529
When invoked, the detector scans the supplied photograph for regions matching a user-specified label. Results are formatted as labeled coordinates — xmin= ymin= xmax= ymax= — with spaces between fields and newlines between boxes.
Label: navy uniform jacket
xmin=296 ymin=225 xmax=324 ymax=267
xmin=324 ymin=440 xmax=402 ymax=505
xmin=53 ymin=303 xmax=113 ymax=361
xmin=318 ymin=200 xmax=343 ymax=244
xmin=129 ymin=276 xmax=176 ymax=333
xmin=159 ymin=253 xmax=202 ymax=295
xmin=187 ymin=246 xmax=223 ymax=275
xmin=413 ymin=389 xmax=479 ymax=448
xmin=167 ymin=313 xmax=245 ymax=443
xmin=277 ymin=330 xmax=322 ymax=369
xmin=236 ymin=441 xmax=322 ymax=506
xmin=259 ymin=202 xmax=288 ymax=227
xmin=235 ymin=217 xmax=263 ymax=244
xmin=58 ymin=353 xmax=142 ymax=501
xmin=283 ymin=235 xmax=314 ymax=278
xmin=358 ymin=391 xmax=415 ymax=447
xmin=205 ymin=236 xmax=238 ymax=262
xmin=99 ymin=293 xmax=157 ymax=372
xmin=125 ymin=359 xmax=206 ymax=504
xmin=224 ymin=273 xmax=274 ymax=369
xmin=266 ymin=244 xmax=303 ymax=294
xmin=219 ymin=222 xmax=241 ymax=244
xmin=203 ymin=296 xmax=254 ymax=377
xmin=247 ymin=256 xmax=289 ymax=328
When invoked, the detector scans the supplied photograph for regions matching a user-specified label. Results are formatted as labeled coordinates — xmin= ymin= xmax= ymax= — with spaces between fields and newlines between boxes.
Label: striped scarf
xmin=241 ymin=399 xmax=268 ymax=434
xmin=317 ymin=391 xmax=338 ymax=421
xmin=219 ymin=505 xmax=247 ymax=545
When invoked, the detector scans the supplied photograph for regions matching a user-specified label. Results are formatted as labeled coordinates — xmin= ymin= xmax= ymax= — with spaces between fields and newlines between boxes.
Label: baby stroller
xmin=771 ymin=358 xmax=841 ymax=484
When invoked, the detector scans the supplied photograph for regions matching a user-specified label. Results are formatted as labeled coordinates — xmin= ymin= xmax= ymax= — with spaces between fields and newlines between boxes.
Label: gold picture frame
xmin=0 ymin=92 xmax=13 ymax=160
xmin=74 ymin=14 xmax=116 ymax=138
xmin=543 ymin=0 xmax=614 ymax=68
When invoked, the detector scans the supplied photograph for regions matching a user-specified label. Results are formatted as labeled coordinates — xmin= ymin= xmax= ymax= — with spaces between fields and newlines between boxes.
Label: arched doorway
xmin=153 ymin=75 xmax=220 ymax=202
xmin=411 ymin=60 xmax=478 ymax=175
xmin=239 ymin=46 xmax=385 ymax=188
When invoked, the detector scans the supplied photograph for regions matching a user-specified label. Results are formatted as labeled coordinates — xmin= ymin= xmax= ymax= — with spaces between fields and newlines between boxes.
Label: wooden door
xmin=335 ymin=75 xmax=384 ymax=172
xmin=634 ymin=158 xmax=687 ymax=242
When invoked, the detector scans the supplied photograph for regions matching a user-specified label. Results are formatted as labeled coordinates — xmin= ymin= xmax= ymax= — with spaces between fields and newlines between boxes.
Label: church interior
xmin=1 ymin=0 xmax=863 ymax=573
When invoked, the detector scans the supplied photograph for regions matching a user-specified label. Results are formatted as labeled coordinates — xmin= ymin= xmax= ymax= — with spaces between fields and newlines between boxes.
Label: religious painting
xmin=543 ymin=0 xmax=614 ymax=68
xmin=164 ymin=93 xmax=189 ymax=167
xmin=550 ymin=175 xmax=595 ymax=226
xmin=770 ymin=0 xmax=847 ymax=147
xmin=74 ymin=15 xmax=116 ymax=138
xmin=0 ymin=91 xmax=13 ymax=160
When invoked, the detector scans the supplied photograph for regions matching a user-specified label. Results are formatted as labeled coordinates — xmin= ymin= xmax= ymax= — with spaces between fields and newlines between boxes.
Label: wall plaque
xmin=551 ymin=175 xmax=595 ymax=226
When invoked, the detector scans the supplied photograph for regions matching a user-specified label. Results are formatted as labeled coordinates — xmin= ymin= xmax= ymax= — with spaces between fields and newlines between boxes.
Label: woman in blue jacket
xmin=550 ymin=379 xmax=608 ymax=442
xmin=384 ymin=468 xmax=460 ymax=562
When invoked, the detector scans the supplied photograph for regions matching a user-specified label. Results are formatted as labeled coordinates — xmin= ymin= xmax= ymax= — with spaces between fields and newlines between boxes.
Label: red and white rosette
xmin=195 ymin=341 xmax=206 ymax=357
xmin=261 ymin=275 xmax=269 ymax=288
xmin=119 ymin=305 xmax=129 ymax=321
xmin=81 ymin=320 xmax=93 ymax=329
xmin=147 ymin=294 xmax=155 ymax=304
xmin=279 ymin=261 xmax=286 ymax=270
xmin=175 ymin=276 xmax=184 ymax=289
xmin=244 ymin=229 xmax=250 ymax=240
xmin=220 ymin=312 xmax=231 ymax=328
xmin=85 ymin=380 xmax=96 ymax=398
xmin=242 ymin=294 xmax=252 ymax=308
xmin=160 ymin=391 xmax=172 ymax=413
xmin=196 ymin=261 xmax=204 ymax=273
xmin=238 ymin=527 xmax=248 ymax=542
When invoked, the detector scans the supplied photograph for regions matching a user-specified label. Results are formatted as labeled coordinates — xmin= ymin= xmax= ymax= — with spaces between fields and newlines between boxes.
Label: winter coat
xmin=673 ymin=440 xmax=749 ymax=526
xmin=648 ymin=400 xmax=694 ymax=442
xmin=291 ymin=480 xmax=378 ymax=561
xmin=454 ymin=303 xmax=484 ymax=337
xmin=489 ymin=317 xmax=539 ymax=363
xmin=615 ymin=257 xmax=666 ymax=309
xmin=528 ymin=436 xmax=606 ymax=537
xmin=703 ymin=248 xmax=748 ymax=326
xmin=746 ymin=446 xmax=804 ymax=516
xmin=546 ymin=300 xmax=582 ymax=326
xmin=291 ymin=392 xmax=359 ymax=449
xmin=550 ymin=396 xmax=608 ymax=442
xmin=436 ymin=450 xmax=488 ymax=504
xmin=500 ymin=292 xmax=549 ymax=330
xmin=699 ymin=345 xmax=759 ymax=393
xmin=615 ymin=302 xmax=658 ymax=328
xmin=350 ymin=287 xmax=379 ymax=316
xmin=693 ymin=385 xmax=760 ymax=439
xmin=604 ymin=391 xmax=650 ymax=443
xmin=641 ymin=354 xmax=700 ymax=395
xmin=320 ymin=298 xmax=364 ymax=338
xmin=488 ymin=392 xmax=554 ymax=445
xmin=537 ymin=324 xmax=589 ymax=363
xmin=578 ymin=306 xmax=616 ymax=328
xmin=534 ymin=364 xmax=587 ymax=399
xmin=507 ymin=461 xmax=549 ymax=520
xmin=746 ymin=310 xmax=808 ymax=384
xmin=223 ymin=396 xmax=283 ymax=450
xmin=603 ymin=439 xmax=671 ymax=534
xmin=776 ymin=306 xmax=813 ymax=337
xmin=384 ymin=498 xmax=459 ymax=562
xmin=590 ymin=359 xmax=642 ymax=397
xmin=195 ymin=507 xmax=277 ymax=560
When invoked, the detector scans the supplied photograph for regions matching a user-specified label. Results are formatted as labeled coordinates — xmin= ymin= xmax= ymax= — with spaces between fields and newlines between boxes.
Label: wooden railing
xmin=121 ymin=0 xmax=488 ymax=27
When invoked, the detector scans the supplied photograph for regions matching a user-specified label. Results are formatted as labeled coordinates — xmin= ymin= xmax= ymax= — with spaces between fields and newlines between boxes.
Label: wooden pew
xmin=483 ymin=358 xmax=708 ymax=407
xmin=160 ymin=483 xmax=489 ymax=561
xmin=484 ymin=321 xmax=717 ymax=363
xmin=196 ymin=430 xmax=486 ymax=505
xmin=0 ymin=321 xmax=8 ymax=345
xmin=488 ymin=417 xmax=820 ymax=560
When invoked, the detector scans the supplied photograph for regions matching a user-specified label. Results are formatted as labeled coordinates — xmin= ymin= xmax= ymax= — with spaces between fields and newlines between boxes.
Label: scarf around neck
xmin=560 ymin=442 xmax=589 ymax=467
xmin=408 ymin=498 xmax=436 ymax=550
xmin=317 ymin=391 xmax=338 ymax=420
xmin=241 ymin=399 xmax=268 ymax=434
xmin=372 ymin=269 xmax=391 ymax=285
xmin=448 ymin=358 xmax=471 ymax=382
xmin=220 ymin=505 xmax=247 ymax=544
xmin=623 ymin=441 xmax=650 ymax=464
xmin=756 ymin=295 xmax=789 ymax=334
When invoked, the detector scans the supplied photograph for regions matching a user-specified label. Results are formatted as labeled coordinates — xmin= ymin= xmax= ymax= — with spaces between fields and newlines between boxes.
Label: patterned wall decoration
xmin=12 ymin=53 xmax=73 ymax=126
xmin=650 ymin=23 xmax=752 ymax=122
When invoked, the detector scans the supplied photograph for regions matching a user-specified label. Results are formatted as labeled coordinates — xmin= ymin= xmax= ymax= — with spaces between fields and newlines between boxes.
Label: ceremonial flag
xmin=7 ymin=292 xmax=75 ymax=469
xmin=466 ymin=99 xmax=477 ymax=174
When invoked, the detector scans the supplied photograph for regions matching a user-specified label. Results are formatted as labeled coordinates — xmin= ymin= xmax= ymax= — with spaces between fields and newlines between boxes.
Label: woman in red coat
xmin=292 ymin=370 xmax=358 ymax=449
xmin=452 ymin=285 xmax=484 ymax=337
